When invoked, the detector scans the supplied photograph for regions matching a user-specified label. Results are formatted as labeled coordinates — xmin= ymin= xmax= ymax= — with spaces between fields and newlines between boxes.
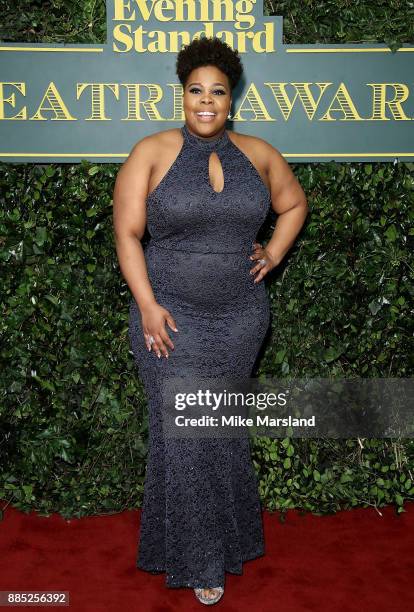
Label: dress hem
xmin=136 ymin=547 xmax=265 ymax=589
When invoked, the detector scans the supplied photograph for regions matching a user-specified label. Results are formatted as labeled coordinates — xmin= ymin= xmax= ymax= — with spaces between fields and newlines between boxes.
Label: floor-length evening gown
xmin=128 ymin=122 xmax=271 ymax=588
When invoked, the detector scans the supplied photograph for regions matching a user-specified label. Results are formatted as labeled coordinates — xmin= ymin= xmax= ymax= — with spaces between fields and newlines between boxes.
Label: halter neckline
xmin=181 ymin=123 xmax=230 ymax=151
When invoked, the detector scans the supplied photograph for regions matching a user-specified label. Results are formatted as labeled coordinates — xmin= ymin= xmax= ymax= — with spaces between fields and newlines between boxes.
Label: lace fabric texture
xmin=128 ymin=123 xmax=271 ymax=588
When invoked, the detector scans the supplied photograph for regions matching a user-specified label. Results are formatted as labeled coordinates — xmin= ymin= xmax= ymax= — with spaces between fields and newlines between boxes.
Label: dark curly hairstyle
xmin=176 ymin=37 xmax=243 ymax=91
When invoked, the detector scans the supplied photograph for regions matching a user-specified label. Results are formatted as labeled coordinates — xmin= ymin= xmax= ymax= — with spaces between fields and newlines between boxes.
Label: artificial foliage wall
xmin=0 ymin=0 xmax=413 ymax=519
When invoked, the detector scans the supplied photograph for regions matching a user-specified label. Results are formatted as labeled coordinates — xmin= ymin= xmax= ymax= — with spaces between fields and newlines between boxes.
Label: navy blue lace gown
xmin=128 ymin=122 xmax=271 ymax=588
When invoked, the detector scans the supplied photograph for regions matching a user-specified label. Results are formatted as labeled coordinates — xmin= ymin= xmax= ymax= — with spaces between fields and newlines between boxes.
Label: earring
xmin=227 ymin=111 xmax=232 ymax=119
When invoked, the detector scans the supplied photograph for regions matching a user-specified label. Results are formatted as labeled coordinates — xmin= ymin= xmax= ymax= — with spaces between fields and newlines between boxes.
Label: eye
xmin=188 ymin=87 xmax=227 ymax=95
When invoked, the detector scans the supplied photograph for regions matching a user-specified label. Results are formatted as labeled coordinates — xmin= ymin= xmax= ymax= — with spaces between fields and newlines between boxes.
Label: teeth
xmin=197 ymin=112 xmax=216 ymax=116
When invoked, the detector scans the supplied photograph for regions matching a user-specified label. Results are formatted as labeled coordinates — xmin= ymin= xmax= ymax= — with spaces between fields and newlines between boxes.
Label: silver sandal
xmin=194 ymin=586 xmax=224 ymax=605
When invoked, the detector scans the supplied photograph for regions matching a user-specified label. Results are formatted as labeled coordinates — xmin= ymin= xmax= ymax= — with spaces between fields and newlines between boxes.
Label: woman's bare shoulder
xmin=123 ymin=129 xmax=181 ymax=173
xmin=129 ymin=128 xmax=182 ymax=156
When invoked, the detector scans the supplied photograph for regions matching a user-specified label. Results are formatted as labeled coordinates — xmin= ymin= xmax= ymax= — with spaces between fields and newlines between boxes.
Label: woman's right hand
xmin=140 ymin=302 xmax=178 ymax=358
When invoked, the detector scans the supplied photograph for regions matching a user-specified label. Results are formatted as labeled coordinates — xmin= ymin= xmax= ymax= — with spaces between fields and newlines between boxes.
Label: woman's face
xmin=183 ymin=65 xmax=232 ymax=135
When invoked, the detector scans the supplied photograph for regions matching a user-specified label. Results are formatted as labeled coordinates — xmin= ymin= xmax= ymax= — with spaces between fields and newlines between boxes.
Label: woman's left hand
xmin=249 ymin=242 xmax=278 ymax=283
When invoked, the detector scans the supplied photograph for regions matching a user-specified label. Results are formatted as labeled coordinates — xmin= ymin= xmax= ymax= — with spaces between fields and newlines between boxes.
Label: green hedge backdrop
xmin=1 ymin=0 xmax=413 ymax=520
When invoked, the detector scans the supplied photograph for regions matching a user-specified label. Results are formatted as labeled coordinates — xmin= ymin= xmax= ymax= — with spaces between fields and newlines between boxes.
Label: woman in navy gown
xmin=113 ymin=36 xmax=308 ymax=605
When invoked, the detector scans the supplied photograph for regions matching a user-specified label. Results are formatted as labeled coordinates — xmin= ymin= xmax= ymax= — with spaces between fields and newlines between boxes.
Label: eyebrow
xmin=187 ymin=82 xmax=227 ymax=88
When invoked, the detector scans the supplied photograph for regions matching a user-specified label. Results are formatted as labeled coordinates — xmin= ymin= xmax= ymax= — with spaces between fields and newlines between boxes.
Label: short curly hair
xmin=176 ymin=37 xmax=243 ymax=91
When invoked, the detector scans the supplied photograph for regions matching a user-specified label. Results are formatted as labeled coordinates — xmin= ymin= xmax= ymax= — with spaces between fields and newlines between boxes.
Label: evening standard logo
xmin=111 ymin=0 xmax=276 ymax=53
xmin=2 ymin=0 xmax=414 ymax=162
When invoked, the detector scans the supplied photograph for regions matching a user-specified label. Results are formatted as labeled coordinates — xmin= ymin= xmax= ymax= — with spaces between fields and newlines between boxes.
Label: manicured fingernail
xmin=157 ymin=353 xmax=161 ymax=358
xmin=173 ymin=327 xmax=178 ymax=331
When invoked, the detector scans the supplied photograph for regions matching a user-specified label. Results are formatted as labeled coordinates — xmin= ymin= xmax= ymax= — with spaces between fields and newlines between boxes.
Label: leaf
xmin=395 ymin=494 xmax=404 ymax=506
xmin=385 ymin=225 xmax=397 ymax=242
xmin=323 ymin=346 xmax=345 ymax=362
xmin=34 ymin=226 xmax=47 ymax=246
xmin=368 ymin=299 xmax=382 ymax=315
xmin=275 ymin=349 xmax=287 ymax=364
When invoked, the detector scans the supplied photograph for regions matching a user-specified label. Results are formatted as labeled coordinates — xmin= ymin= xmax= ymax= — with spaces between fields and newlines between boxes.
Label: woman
xmin=113 ymin=37 xmax=308 ymax=605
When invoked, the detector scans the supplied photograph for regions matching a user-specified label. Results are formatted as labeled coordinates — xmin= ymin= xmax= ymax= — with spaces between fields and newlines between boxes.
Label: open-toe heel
xmin=194 ymin=586 xmax=224 ymax=605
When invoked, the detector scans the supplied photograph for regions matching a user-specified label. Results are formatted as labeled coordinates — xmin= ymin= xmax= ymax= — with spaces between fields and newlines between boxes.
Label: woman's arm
xmin=250 ymin=144 xmax=309 ymax=282
xmin=112 ymin=139 xmax=177 ymax=358
xmin=113 ymin=138 xmax=156 ymax=311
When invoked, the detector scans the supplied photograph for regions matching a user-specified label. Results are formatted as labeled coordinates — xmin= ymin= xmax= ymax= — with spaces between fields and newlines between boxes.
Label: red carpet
xmin=1 ymin=501 xmax=413 ymax=611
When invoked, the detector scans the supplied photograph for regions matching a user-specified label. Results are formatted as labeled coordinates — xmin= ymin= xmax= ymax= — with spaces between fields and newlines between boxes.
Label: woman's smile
xmin=195 ymin=111 xmax=217 ymax=122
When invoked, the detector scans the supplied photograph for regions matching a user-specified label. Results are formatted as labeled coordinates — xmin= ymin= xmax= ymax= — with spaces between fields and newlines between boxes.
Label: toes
xmin=199 ymin=587 xmax=222 ymax=600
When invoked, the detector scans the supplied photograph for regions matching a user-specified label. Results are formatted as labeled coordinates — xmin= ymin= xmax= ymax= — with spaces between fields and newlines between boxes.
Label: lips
xmin=196 ymin=111 xmax=217 ymax=122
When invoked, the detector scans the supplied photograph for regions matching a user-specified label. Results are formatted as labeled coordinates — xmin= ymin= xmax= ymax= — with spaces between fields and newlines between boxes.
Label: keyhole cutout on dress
xmin=208 ymin=151 xmax=225 ymax=194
